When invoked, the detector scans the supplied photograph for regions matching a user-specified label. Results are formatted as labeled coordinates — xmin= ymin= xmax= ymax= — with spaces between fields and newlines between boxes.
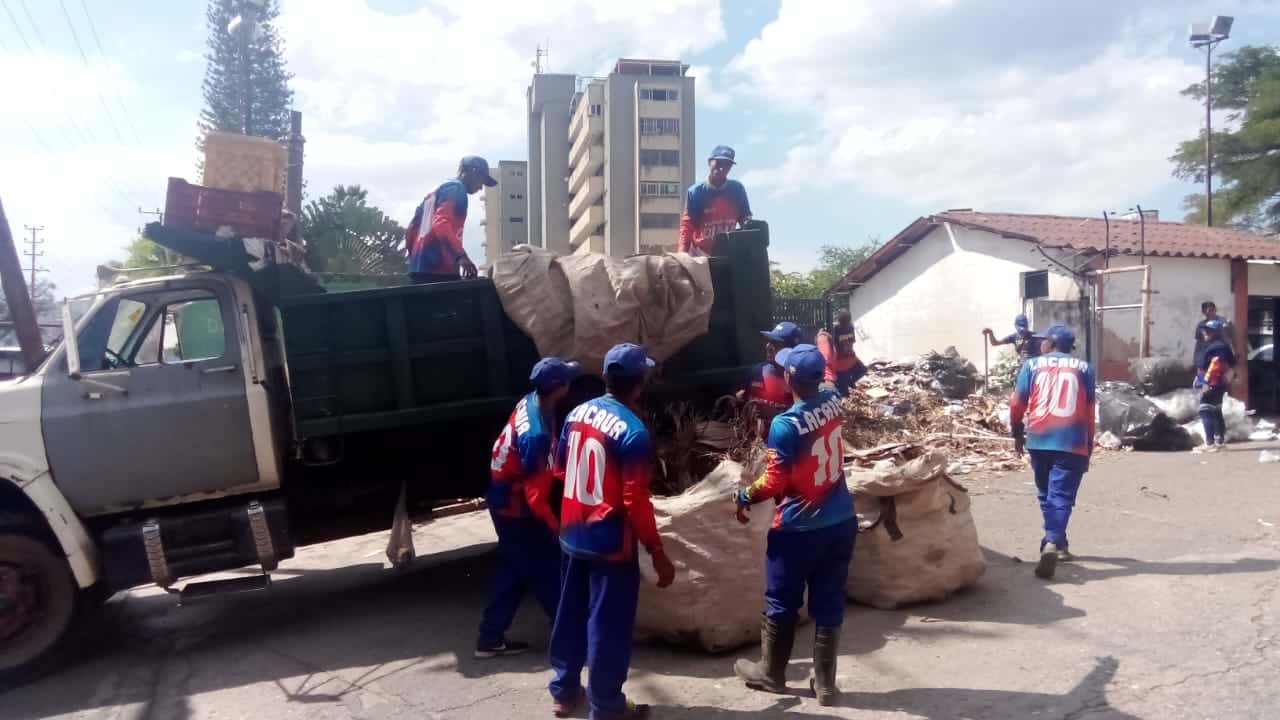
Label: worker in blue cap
xmin=406 ymin=156 xmax=496 ymax=283
xmin=679 ymin=145 xmax=752 ymax=257
xmin=476 ymin=357 xmax=579 ymax=659
xmin=732 ymin=343 xmax=856 ymax=706
xmin=984 ymin=314 xmax=1043 ymax=361
xmin=1009 ymin=325 xmax=1096 ymax=580
xmin=742 ymin=322 xmax=803 ymax=437
xmin=548 ymin=343 xmax=675 ymax=719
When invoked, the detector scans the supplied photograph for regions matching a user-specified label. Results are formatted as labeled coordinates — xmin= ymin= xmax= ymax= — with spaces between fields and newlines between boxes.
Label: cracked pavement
xmin=4 ymin=443 xmax=1279 ymax=719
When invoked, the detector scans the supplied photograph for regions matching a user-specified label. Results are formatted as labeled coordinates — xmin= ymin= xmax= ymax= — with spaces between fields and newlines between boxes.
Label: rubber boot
xmin=810 ymin=625 xmax=841 ymax=706
xmin=734 ymin=616 xmax=795 ymax=693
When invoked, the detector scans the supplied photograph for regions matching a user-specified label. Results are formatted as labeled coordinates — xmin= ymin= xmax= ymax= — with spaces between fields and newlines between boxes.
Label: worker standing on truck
xmin=816 ymin=311 xmax=866 ymax=396
xmin=983 ymin=314 xmax=1042 ymax=361
xmin=732 ymin=344 xmax=856 ymax=707
xmin=476 ymin=357 xmax=579 ymax=658
xmin=1009 ymin=325 xmax=1096 ymax=581
xmin=548 ymin=343 xmax=676 ymax=719
xmin=741 ymin=321 xmax=802 ymax=437
xmin=678 ymin=145 xmax=752 ymax=257
xmin=405 ymin=156 xmax=494 ymax=283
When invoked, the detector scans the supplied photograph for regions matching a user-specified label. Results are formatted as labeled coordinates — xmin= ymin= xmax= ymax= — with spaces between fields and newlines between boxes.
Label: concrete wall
xmin=1248 ymin=262 xmax=1280 ymax=296
xmin=1096 ymin=255 xmax=1232 ymax=375
xmin=526 ymin=90 xmax=542 ymax=248
xmin=528 ymin=74 xmax=575 ymax=253
xmin=604 ymin=76 xmax=635 ymax=257
xmin=846 ymin=223 xmax=1083 ymax=366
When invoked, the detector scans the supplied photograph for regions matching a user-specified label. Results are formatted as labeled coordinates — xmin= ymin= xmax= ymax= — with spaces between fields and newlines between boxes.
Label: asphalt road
xmin=5 ymin=444 xmax=1279 ymax=719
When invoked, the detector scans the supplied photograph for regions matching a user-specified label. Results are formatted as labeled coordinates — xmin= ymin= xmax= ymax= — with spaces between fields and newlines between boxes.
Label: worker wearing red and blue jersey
xmin=1194 ymin=318 xmax=1235 ymax=450
xmin=742 ymin=322 xmax=802 ymax=437
xmin=476 ymin=357 xmax=579 ymax=659
xmin=732 ymin=344 xmax=855 ymax=706
xmin=816 ymin=310 xmax=867 ymax=396
xmin=548 ymin=344 xmax=675 ymax=720
xmin=406 ymin=156 xmax=493 ymax=283
xmin=678 ymin=145 xmax=752 ymax=257
xmin=1009 ymin=324 xmax=1097 ymax=581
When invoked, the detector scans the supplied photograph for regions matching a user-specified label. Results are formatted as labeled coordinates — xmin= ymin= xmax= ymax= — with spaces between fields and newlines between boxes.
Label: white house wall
xmin=1247 ymin=262 xmax=1280 ymax=297
xmin=847 ymin=223 xmax=1082 ymax=366
xmin=1097 ymin=255 xmax=1232 ymax=370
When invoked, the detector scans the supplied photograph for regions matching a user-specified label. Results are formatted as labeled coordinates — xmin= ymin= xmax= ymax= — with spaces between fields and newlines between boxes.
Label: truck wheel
xmin=0 ymin=529 xmax=78 ymax=685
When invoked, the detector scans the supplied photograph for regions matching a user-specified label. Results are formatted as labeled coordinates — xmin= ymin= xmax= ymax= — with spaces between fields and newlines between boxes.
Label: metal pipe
xmin=1205 ymin=42 xmax=1214 ymax=226
xmin=1102 ymin=210 xmax=1111 ymax=269
xmin=1140 ymin=265 xmax=1153 ymax=357
xmin=1137 ymin=204 xmax=1146 ymax=265
xmin=1096 ymin=303 xmax=1145 ymax=311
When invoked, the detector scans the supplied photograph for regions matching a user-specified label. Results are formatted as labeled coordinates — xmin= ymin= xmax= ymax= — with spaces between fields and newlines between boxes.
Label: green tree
xmin=0 ymin=278 xmax=58 ymax=345
xmin=769 ymin=239 xmax=881 ymax=299
xmin=301 ymin=185 xmax=407 ymax=275
xmin=198 ymin=0 xmax=294 ymax=144
xmin=120 ymin=237 xmax=168 ymax=268
xmin=1171 ymin=46 xmax=1280 ymax=230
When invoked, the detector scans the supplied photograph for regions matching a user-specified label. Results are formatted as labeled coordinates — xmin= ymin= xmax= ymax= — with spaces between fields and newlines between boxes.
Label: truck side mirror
xmin=61 ymin=299 xmax=81 ymax=379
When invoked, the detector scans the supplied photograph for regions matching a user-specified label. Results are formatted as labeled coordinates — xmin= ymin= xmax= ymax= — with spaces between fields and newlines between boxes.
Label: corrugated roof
xmin=831 ymin=211 xmax=1280 ymax=291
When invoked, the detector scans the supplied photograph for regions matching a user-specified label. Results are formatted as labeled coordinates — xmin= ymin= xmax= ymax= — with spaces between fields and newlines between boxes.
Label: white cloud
xmin=731 ymin=0 xmax=1223 ymax=214
xmin=175 ymin=49 xmax=200 ymax=65
xmin=687 ymin=64 xmax=731 ymax=110
xmin=276 ymin=0 xmax=726 ymax=260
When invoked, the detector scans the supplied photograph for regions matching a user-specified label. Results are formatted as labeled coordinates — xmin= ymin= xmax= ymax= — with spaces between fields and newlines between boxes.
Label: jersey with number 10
xmin=747 ymin=389 xmax=854 ymax=532
xmin=1010 ymin=352 xmax=1097 ymax=457
xmin=555 ymin=395 xmax=662 ymax=563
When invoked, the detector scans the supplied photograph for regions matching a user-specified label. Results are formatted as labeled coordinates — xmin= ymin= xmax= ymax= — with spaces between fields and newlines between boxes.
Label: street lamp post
xmin=1189 ymin=15 xmax=1234 ymax=227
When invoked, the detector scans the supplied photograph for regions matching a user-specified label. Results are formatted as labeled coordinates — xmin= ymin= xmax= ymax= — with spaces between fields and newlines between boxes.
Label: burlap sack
xmin=491 ymin=249 xmax=713 ymax=373
xmin=635 ymin=454 xmax=772 ymax=652
xmin=847 ymin=451 xmax=986 ymax=609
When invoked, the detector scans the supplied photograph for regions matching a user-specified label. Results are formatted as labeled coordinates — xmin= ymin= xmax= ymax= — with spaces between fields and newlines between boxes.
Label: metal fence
xmin=772 ymin=296 xmax=832 ymax=343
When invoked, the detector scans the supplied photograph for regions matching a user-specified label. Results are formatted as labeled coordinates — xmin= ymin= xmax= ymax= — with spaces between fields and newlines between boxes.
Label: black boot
xmin=734 ymin=616 xmax=795 ymax=693
xmin=810 ymin=625 xmax=841 ymax=706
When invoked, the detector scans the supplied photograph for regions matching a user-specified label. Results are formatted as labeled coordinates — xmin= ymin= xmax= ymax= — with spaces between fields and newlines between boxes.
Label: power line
xmin=22 ymin=225 xmax=46 ymax=292
xmin=17 ymin=0 xmax=44 ymax=46
xmin=75 ymin=0 xmax=143 ymax=144
xmin=56 ymin=0 xmax=130 ymax=147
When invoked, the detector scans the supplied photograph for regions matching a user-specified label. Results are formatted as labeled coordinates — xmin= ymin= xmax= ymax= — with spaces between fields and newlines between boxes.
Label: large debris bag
xmin=1147 ymin=388 xmax=1201 ymax=424
xmin=635 ymin=455 xmax=774 ymax=653
xmin=1182 ymin=394 xmax=1254 ymax=444
xmin=1129 ymin=356 xmax=1195 ymax=397
xmin=492 ymin=248 xmax=713 ymax=373
xmin=915 ymin=347 xmax=980 ymax=399
xmin=489 ymin=246 xmax=574 ymax=358
xmin=1097 ymin=383 xmax=1193 ymax=451
xmin=846 ymin=451 xmax=986 ymax=609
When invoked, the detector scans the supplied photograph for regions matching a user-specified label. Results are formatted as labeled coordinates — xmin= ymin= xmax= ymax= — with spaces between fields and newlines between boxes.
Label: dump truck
xmin=0 ymin=221 xmax=772 ymax=681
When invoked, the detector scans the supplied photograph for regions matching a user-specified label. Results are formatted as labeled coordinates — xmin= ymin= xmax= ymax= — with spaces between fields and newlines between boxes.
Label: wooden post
xmin=286 ymin=111 xmax=304 ymax=215
xmin=1230 ymin=258 xmax=1250 ymax=405
xmin=0 ymin=196 xmax=46 ymax=371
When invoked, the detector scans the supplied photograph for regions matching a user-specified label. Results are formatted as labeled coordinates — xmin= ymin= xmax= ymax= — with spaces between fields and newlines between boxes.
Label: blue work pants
xmin=764 ymin=518 xmax=856 ymax=627
xmin=548 ymin=553 xmax=641 ymax=719
xmin=1028 ymin=450 xmax=1089 ymax=549
xmin=477 ymin=512 xmax=561 ymax=647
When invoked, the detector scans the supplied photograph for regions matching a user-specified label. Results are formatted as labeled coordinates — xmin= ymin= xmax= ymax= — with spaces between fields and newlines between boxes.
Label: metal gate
xmin=772 ymin=297 xmax=831 ymax=343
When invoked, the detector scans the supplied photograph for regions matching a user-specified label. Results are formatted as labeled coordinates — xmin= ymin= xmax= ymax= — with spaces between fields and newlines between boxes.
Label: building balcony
xmin=570 ymin=118 xmax=603 ymax=167
xmin=570 ymin=205 xmax=605 ymax=249
xmin=573 ymin=234 xmax=605 ymax=255
xmin=569 ymin=146 xmax=604 ymax=194
xmin=569 ymin=177 xmax=605 ymax=220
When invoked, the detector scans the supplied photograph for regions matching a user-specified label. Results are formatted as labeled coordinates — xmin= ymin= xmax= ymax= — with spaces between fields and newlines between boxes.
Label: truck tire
xmin=0 ymin=524 xmax=79 ymax=686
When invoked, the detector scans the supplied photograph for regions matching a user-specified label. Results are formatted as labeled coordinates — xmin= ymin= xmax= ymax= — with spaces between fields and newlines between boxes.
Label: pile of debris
xmin=844 ymin=350 xmax=1022 ymax=474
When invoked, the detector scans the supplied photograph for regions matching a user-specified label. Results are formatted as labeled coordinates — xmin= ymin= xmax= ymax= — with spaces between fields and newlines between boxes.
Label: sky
xmin=2 ymin=0 xmax=1279 ymax=296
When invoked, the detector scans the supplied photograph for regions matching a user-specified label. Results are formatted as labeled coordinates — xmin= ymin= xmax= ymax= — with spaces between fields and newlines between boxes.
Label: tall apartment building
xmin=481 ymin=160 xmax=529 ymax=267
xmin=529 ymin=59 xmax=696 ymax=257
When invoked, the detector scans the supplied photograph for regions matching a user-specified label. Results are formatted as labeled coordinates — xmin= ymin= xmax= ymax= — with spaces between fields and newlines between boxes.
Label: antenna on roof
xmin=533 ymin=43 xmax=549 ymax=73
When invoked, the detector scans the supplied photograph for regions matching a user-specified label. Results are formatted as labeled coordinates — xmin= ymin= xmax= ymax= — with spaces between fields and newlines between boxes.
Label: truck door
xmin=41 ymin=281 xmax=261 ymax=515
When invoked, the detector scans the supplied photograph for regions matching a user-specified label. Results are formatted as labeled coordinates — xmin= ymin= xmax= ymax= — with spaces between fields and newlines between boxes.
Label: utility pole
xmin=286 ymin=110 xmax=304 ymax=215
xmin=0 ymin=197 xmax=46 ymax=370
xmin=22 ymin=225 xmax=46 ymax=294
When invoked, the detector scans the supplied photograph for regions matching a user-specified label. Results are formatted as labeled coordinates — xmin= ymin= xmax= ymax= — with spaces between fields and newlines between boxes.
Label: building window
xmin=509 ymin=217 xmax=524 ymax=223
xmin=1021 ymin=270 xmax=1049 ymax=299
xmin=639 ymin=117 xmax=679 ymax=136
xmin=640 ymin=182 xmax=681 ymax=197
xmin=513 ymin=170 xmax=523 ymax=177
xmin=509 ymin=193 xmax=523 ymax=200
xmin=589 ymin=104 xmax=602 ymax=116
xmin=639 ymin=149 xmax=679 ymax=166
xmin=639 ymin=88 xmax=679 ymax=102
xmin=640 ymin=213 xmax=680 ymax=229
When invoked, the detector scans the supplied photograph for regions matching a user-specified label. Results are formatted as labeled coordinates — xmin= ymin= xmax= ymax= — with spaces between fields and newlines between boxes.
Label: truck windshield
xmin=75 ymin=298 xmax=150 ymax=372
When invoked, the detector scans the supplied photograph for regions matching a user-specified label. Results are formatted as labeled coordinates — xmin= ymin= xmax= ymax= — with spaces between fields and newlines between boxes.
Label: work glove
xmin=733 ymin=487 xmax=753 ymax=524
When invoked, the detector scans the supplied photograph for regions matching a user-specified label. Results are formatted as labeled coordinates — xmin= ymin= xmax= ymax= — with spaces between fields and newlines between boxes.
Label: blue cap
xmin=709 ymin=145 xmax=736 ymax=164
xmin=774 ymin=344 xmax=826 ymax=383
xmin=603 ymin=343 xmax=655 ymax=378
xmin=460 ymin=156 xmax=498 ymax=187
xmin=1045 ymin=324 xmax=1076 ymax=351
xmin=530 ymin=357 xmax=579 ymax=393
xmin=1014 ymin=314 xmax=1029 ymax=329
xmin=761 ymin=321 xmax=801 ymax=346
xmin=1205 ymin=318 xmax=1227 ymax=331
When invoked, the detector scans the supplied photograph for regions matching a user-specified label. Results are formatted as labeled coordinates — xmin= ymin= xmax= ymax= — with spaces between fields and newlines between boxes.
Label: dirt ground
xmin=5 ymin=443 xmax=1279 ymax=719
